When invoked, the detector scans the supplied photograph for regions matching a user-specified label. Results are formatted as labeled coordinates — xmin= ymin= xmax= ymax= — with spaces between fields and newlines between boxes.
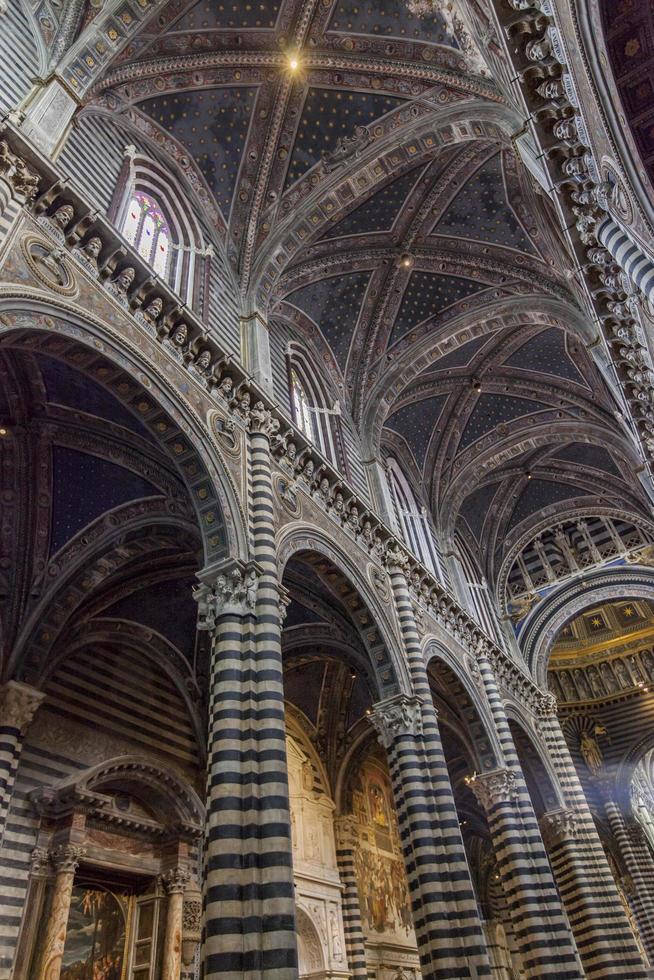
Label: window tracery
xmin=387 ymin=458 xmax=447 ymax=587
xmin=121 ymin=190 xmax=171 ymax=279
xmin=288 ymin=350 xmax=346 ymax=470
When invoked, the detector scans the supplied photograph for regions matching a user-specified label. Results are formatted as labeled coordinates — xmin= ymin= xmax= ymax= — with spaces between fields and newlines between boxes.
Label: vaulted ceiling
xmin=71 ymin=0 xmax=652 ymax=594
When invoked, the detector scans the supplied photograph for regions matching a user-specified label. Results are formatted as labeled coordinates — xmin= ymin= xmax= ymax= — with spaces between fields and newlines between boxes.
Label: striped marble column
xmin=370 ymin=693 xmax=492 ymax=980
xmin=604 ymin=800 xmax=654 ymax=962
xmin=0 ymin=682 xmax=45 ymax=849
xmin=596 ymin=214 xmax=654 ymax=305
xmin=537 ymin=698 xmax=647 ymax=978
xmin=197 ymin=404 xmax=296 ymax=979
xmin=383 ymin=549 xmax=492 ymax=978
xmin=472 ymin=648 xmax=584 ymax=979
xmin=334 ymin=815 xmax=368 ymax=978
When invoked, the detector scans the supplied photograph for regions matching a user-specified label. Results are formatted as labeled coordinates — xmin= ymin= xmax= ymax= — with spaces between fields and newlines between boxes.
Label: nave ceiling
xmin=29 ymin=0 xmax=652 ymax=607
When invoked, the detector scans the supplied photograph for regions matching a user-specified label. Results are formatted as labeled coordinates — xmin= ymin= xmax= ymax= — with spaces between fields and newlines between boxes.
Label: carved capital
xmin=536 ymin=691 xmax=558 ymax=718
xmin=249 ymin=400 xmax=280 ymax=439
xmin=194 ymin=559 xmax=261 ymax=625
xmin=383 ymin=542 xmax=411 ymax=575
xmin=539 ymin=808 xmax=579 ymax=847
xmin=163 ymin=866 xmax=190 ymax=895
xmin=369 ymin=694 xmax=423 ymax=749
xmin=466 ymin=768 xmax=517 ymax=812
xmin=278 ymin=584 xmax=291 ymax=624
xmin=30 ymin=846 xmax=52 ymax=878
xmin=51 ymin=844 xmax=85 ymax=874
xmin=0 ymin=681 xmax=45 ymax=733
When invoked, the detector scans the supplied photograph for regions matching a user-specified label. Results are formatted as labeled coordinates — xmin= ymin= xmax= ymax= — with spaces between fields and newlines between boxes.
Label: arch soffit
xmin=424 ymin=639 xmax=503 ymax=764
xmin=285 ymin=702 xmax=334 ymax=801
xmin=520 ymin=566 xmax=654 ymax=687
xmin=502 ymin=701 xmax=564 ymax=808
xmin=0 ymin=300 xmax=249 ymax=561
xmin=276 ymin=522 xmax=411 ymax=700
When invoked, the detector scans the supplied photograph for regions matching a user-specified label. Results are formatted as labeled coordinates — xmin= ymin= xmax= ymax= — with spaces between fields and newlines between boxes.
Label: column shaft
xmin=474 ymin=654 xmax=583 ymax=979
xmin=161 ymin=869 xmax=189 ymax=980
xmin=387 ymin=562 xmax=491 ymax=976
xmin=538 ymin=705 xmax=646 ymax=978
xmin=37 ymin=846 xmax=83 ymax=980
xmin=605 ymin=803 xmax=654 ymax=961
xmin=334 ymin=817 xmax=367 ymax=978
xmin=597 ymin=215 xmax=654 ymax=305
xmin=200 ymin=410 xmax=296 ymax=980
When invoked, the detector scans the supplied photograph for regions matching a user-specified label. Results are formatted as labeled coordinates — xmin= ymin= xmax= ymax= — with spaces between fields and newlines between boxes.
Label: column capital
xmin=248 ymin=401 xmax=280 ymax=439
xmin=51 ymin=843 xmax=85 ymax=873
xmin=536 ymin=691 xmax=559 ymax=718
xmin=194 ymin=558 xmax=262 ymax=624
xmin=162 ymin=866 xmax=190 ymax=894
xmin=0 ymin=681 xmax=45 ymax=733
xmin=383 ymin=542 xmax=412 ymax=576
xmin=466 ymin=768 xmax=518 ymax=812
xmin=369 ymin=693 xmax=423 ymax=748
xmin=539 ymin=807 xmax=579 ymax=847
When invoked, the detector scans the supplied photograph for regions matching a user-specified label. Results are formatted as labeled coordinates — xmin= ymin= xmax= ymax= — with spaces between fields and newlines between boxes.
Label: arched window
xmin=111 ymin=149 xmax=211 ymax=318
xmin=121 ymin=191 xmax=171 ymax=278
xmin=288 ymin=349 xmax=346 ymax=470
xmin=290 ymin=367 xmax=315 ymax=441
xmin=387 ymin=458 xmax=449 ymax=587
xmin=455 ymin=535 xmax=503 ymax=643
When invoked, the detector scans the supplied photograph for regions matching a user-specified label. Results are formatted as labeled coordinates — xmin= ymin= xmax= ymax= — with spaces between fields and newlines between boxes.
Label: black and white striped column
xmin=0 ymin=682 xmax=44 ymax=849
xmin=596 ymin=215 xmax=654 ymax=305
xmin=334 ymin=815 xmax=368 ymax=978
xmin=537 ymin=699 xmax=647 ymax=978
xmin=604 ymin=799 xmax=654 ymax=962
xmin=472 ymin=649 xmax=584 ymax=979
xmin=384 ymin=552 xmax=492 ymax=978
xmin=198 ymin=404 xmax=296 ymax=978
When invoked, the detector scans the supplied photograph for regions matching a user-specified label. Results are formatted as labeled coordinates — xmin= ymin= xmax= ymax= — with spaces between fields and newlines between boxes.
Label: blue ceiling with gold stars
xmin=328 ymin=0 xmax=456 ymax=46
xmin=432 ymin=152 xmax=536 ymax=254
xmin=390 ymin=271 xmax=487 ymax=346
xmin=284 ymin=89 xmax=406 ymax=189
xmin=320 ymin=165 xmax=427 ymax=240
xmin=459 ymin=482 xmax=500 ymax=541
xmin=385 ymin=394 xmax=448 ymax=468
xmin=286 ymin=271 xmax=370 ymax=371
xmin=505 ymin=328 xmax=587 ymax=385
xmin=459 ymin=393 xmax=549 ymax=450
xmin=51 ymin=447 xmax=161 ymax=555
xmin=106 ymin=577 xmax=199 ymax=658
xmin=419 ymin=334 xmax=493 ymax=373
xmin=552 ymin=443 xmax=622 ymax=477
xmin=509 ymin=478 xmax=589 ymax=530
xmin=139 ymin=87 xmax=257 ymax=218
xmin=173 ymin=0 xmax=282 ymax=30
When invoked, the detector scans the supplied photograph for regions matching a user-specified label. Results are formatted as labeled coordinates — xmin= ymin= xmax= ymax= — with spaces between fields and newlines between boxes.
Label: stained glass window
xmin=291 ymin=368 xmax=314 ymax=439
xmin=121 ymin=191 xmax=171 ymax=280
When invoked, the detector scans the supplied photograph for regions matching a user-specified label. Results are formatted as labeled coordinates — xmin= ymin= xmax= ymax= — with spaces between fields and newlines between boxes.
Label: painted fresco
xmin=60 ymin=885 xmax=130 ymax=980
xmin=351 ymin=758 xmax=415 ymax=947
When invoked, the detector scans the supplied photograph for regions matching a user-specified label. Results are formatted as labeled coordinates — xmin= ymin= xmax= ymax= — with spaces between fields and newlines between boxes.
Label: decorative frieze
xmin=368 ymin=694 xmax=423 ymax=748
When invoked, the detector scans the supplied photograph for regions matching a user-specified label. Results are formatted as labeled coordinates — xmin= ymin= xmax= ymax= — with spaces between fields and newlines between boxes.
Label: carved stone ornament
xmin=21 ymin=236 xmax=77 ymax=296
xmin=467 ymin=768 xmax=518 ymax=812
xmin=539 ymin=807 xmax=579 ymax=847
xmin=0 ymin=136 xmax=39 ymax=198
xmin=0 ymin=681 xmax=45 ymax=733
xmin=249 ymin=400 xmax=280 ymax=439
xmin=30 ymin=846 xmax=52 ymax=878
xmin=51 ymin=843 xmax=85 ymax=874
xmin=536 ymin=691 xmax=558 ymax=718
xmin=369 ymin=694 xmax=423 ymax=749
xmin=383 ymin=541 xmax=411 ymax=575
xmin=163 ymin=867 xmax=190 ymax=894
xmin=334 ymin=814 xmax=359 ymax=847
xmin=194 ymin=559 xmax=261 ymax=626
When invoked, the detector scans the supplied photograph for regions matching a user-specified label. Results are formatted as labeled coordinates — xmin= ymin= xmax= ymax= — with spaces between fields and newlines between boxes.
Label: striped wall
xmin=0 ymin=0 xmax=41 ymax=116
xmin=0 ymin=641 xmax=201 ymax=978
xmin=269 ymin=318 xmax=293 ymax=415
xmin=58 ymin=113 xmax=241 ymax=355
